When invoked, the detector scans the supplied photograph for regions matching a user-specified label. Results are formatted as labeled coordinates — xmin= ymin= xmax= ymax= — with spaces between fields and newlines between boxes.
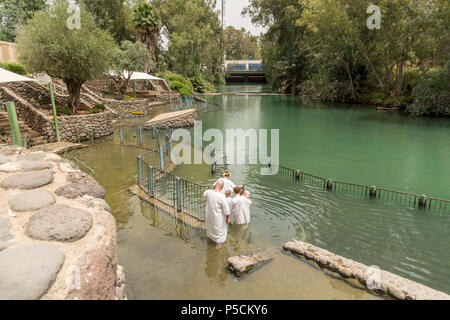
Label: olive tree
xmin=16 ymin=0 xmax=116 ymax=114
xmin=111 ymin=40 xmax=151 ymax=94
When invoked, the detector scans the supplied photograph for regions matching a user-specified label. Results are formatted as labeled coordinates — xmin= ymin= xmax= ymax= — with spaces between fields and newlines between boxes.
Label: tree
xmin=0 ymin=0 xmax=47 ymax=42
xmin=133 ymin=2 xmax=161 ymax=73
xmin=154 ymin=0 xmax=224 ymax=84
xmin=78 ymin=0 xmax=134 ymax=44
xmin=16 ymin=0 xmax=116 ymax=114
xmin=111 ymin=40 xmax=151 ymax=94
xmin=224 ymin=26 xmax=260 ymax=60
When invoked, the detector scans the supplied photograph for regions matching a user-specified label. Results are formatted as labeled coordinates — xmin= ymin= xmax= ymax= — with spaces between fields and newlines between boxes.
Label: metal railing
xmin=276 ymin=165 xmax=450 ymax=212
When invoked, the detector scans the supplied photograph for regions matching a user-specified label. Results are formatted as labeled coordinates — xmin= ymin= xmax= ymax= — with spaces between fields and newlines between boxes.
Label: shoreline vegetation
xmin=244 ymin=0 xmax=449 ymax=118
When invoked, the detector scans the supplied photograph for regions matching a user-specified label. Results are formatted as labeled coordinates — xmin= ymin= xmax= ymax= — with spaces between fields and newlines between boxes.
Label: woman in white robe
xmin=204 ymin=188 xmax=230 ymax=246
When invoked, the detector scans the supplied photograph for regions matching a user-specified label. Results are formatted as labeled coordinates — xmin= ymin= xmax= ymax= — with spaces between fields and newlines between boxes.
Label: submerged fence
xmin=276 ymin=165 xmax=450 ymax=212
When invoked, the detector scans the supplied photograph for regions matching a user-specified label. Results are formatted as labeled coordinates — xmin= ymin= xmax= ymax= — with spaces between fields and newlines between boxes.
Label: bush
xmin=402 ymin=67 xmax=422 ymax=96
xmin=94 ymin=104 xmax=106 ymax=110
xmin=407 ymin=62 xmax=450 ymax=117
xmin=56 ymin=105 xmax=72 ymax=116
xmin=162 ymin=73 xmax=193 ymax=97
xmin=0 ymin=63 xmax=27 ymax=75
xmin=190 ymin=76 xmax=216 ymax=93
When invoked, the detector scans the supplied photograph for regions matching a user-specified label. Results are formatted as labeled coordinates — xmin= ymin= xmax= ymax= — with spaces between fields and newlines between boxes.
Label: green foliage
xmin=224 ymin=26 xmax=261 ymax=60
xmin=133 ymin=2 xmax=161 ymax=73
xmin=162 ymin=73 xmax=193 ymax=96
xmin=407 ymin=62 xmax=450 ymax=116
xmin=123 ymin=94 xmax=135 ymax=101
xmin=0 ymin=0 xmax=47 ymax=42
xmin=111 ymin=40 xmax=151 ymax=94
xmin=79 ymin=0 xmax=134 ymax=44
xmin=56 ymin=105 xmax=72 ymax=116
xmin=16 ymin=0 xmax=117 ymax=114
xmin=154 ymin=0 xmax=224 ymax=84
xmin=0 ymin=63 xmax=27 ymax=75
xmin=190 ymin=76 xmax=215 ymax=93
xmin=245 ymin=0 xmax=449 ymax=114
xmin=94 ymin=104 xmax=106 ymax=110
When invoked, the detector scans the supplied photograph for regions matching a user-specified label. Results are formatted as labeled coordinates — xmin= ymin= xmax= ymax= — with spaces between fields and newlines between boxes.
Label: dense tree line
xmin=224 ymin=26 xmax=261 ymax=60
xmin=245 ymin=0 xmax=449 ymax=116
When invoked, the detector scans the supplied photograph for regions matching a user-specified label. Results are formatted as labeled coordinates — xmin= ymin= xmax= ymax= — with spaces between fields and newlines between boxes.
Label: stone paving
xmin=0 ymin=144 xmax=125 ymax=300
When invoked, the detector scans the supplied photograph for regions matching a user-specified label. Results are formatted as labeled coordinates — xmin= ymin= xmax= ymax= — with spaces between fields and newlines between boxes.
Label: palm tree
xmin=133 ymin=3 xmax=161 ymax=73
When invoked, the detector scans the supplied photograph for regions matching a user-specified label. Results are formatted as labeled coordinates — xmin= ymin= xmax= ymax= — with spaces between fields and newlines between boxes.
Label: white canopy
xmin=109 ymin=70 xmax=164 ymax=81
xmin=0 ymin=67 xmax=34 ymax=84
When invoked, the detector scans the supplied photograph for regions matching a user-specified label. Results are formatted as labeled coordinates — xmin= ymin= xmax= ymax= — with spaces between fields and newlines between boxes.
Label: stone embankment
xmin=0 ymin=144 xmax=125 ymax=300
xmin=283 ymin=240 xmax=450 ymax=300
xmin=146 ymin=109 xmax=198 ymax=129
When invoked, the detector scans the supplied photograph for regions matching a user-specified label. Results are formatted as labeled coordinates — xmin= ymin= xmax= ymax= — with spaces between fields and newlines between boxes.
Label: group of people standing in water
xmin=203 ymin=170 xmax=252 ymax=249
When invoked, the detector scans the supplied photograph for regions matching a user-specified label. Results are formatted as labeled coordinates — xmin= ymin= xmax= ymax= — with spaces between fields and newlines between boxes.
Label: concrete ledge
xmin=284 ymin=240 xmax=450 ymax=300
xmin=146 ymin=109 xmax=198 ymax=129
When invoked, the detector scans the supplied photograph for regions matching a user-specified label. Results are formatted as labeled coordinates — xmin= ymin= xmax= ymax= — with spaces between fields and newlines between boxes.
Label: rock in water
xmin=0 ymin=170 xmax=54 ymax=190
xmin=27 ymin=204 xmax=93 ymax=242
xmin=0 ymin=243 xmax=64 ymax=300
xmin=8 ymin=189 xmax=56 ymax=212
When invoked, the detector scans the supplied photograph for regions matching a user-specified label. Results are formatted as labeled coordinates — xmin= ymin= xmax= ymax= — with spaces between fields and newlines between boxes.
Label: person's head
xmin=244 ymin=191 xmax=251 ymax=199
xmin=225 ymin=190 xmax=231 ymax=198
xmin=223 ymin=170 xmax=230 ymax=179
xmin=214 ymin=179 xmax=224 ymax=192
xmin=234 ymin=186 xmax=242 ymax=195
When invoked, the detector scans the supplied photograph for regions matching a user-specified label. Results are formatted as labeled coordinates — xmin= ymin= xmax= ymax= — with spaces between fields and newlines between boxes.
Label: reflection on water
xmin=66 ymin=88 xmax=450 ymax=298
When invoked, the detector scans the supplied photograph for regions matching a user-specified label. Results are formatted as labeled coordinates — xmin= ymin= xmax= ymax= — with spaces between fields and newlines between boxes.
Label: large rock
xmin=0 ymin=160 xmax=52 ymax=173
xmin=8 ymin=189 xmax=56 ymax=212
xmin=67 ymin=249 xmax=116 ymax=300
xmin=0 ymin=243 xmax=65 ymax=300
xmin=18 ymin=151 xmax=47 ymax=161
xmin=0 ymin=153 xmax=9 ymax=165
xmin=0 ymin=217 xmax=15 ymax=251
xmin=87 ymin=198 xmax=112 ymax=213
xmin=228 ymin=255 xmax=260 ymax=277
xmin=27 ymin=204 xmax=93 ymax=242
xmin=1 ymin=170 xmax=54 ymax=190
xmin=55 ymin=182 xmax=106 ymax=199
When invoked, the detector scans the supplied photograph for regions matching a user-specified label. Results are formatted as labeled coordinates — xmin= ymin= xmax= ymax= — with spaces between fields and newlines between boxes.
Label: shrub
xmin=94 ymin=104 xmax=106 ymax=110
xmin=163 ymin=73 xmax=193 ymax=96
xmin=407 ymin=62 xmax=450 ymax=117
xmin=190 ymin=76 xmax=216 ymax=93
xmin=56 ymin=105 xmax=72 ymax=116
xmin=0 ymin=63 xmax=27 ymax=75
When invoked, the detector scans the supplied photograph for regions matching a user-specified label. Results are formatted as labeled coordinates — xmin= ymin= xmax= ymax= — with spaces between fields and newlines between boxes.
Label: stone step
xmin=0 ymin=112 xmax=47 ymax=146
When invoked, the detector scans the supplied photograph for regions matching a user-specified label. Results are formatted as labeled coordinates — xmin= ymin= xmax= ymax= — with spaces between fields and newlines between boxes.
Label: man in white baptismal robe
xmin=204 ymin=180 xmax=230 ymax=248
xmin=231 ymin=191 xmax=252 ymax=225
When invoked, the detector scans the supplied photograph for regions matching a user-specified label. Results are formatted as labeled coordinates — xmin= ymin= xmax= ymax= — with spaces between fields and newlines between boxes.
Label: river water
xmin=67 ymin=84 xmax=450 ymax=298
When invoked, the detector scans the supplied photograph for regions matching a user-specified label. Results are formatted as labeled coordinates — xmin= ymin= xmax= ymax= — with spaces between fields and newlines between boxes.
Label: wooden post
xmin=139 ymin=127 xmax=143 ymax=146
xmin=133 ymin=80 xmax=136 ymax=98
xmin=159 ymin=146 xmax=165 ymax=170
xmin=48 ymin=83 xmax=61 ymax=142
xmin=5 ymin=102 xmax=22 ymax=147
xmin=137 ymin=157 xmax=142 ymax=186
xmin=119 ymin=126 xmax=124 ymax=143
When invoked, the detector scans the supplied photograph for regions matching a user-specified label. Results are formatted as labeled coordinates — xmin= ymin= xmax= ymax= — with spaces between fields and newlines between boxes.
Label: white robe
xmin=231 ymin=195 xmax=252 ymax=225
xmin=204 ymin=190 xmax=230 ymax=244
xmin=213 ymin=178 xmax=236 ymax=195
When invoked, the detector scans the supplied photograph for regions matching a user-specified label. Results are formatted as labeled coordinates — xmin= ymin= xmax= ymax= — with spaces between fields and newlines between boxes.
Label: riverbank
xmin=0 ymin=144 xmax=124 ymax=300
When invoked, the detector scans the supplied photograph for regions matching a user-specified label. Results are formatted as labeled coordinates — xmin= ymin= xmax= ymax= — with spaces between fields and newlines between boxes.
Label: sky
xmin=216 ymin=0 xmax=267 ymax=35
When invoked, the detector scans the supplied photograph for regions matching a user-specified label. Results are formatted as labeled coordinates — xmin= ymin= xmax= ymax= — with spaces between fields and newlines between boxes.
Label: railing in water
xmin=276 ymin=165 xmax=450 ymax=212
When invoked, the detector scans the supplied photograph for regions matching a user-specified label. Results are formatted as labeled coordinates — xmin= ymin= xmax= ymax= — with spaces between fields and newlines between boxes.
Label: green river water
xmin=67 ymin=84 xmax=450 ymax=299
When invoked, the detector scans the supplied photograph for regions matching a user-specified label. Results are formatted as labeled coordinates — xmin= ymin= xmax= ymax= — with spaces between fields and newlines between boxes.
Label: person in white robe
xmin=213 ymin=170 xmax=236 ymax=195
xmin=231 ymin=190 xmax=252 ymax=225
xmin=204 ymin=180 xmax=230 ymax=248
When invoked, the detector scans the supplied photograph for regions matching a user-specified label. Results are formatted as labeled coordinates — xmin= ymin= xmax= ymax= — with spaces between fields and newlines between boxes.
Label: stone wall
xmin=146 ymin=109 xmax=198 ymax=129
xmin=0 ymin=145 xmax=125 ymax=300
xmin=283 ymin=240 xmax=450 ymax=300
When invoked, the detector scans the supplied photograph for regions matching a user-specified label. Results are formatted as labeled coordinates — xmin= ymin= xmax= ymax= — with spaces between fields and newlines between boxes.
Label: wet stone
xmin=0 ymin=217 xmax=15 ymax=251
xmin=1 ymin=170 xmax=54 ymax=190
xmin=8 ymin=189 xmax=56 ymax=212
xmin=0 ymin=153 xmax=9 ymax=165
xmin=0 ymin=243 xmax=64 ymax=300
xmin=55 ymin=182 xmax=106 ymax=199
xmin=27 ymin=204 xmax=93 ymax=242
xmin=87 ymin=198 xmax=112 ymax=213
